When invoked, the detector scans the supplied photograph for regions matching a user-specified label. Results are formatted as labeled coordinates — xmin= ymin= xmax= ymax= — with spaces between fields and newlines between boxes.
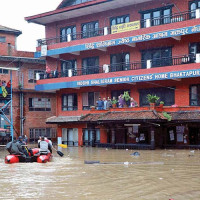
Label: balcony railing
xmin=38 ymin=28 xmax=104 ymax=46
xmin=37 ymin=54 xmax=196 ymax=80
xmin=37 ymin=10 xmax=198 ymax=47
xmin=141 ymin=10 xmax=191 ymax=28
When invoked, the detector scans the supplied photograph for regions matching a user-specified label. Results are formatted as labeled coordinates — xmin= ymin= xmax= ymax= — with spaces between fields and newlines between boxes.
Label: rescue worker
xmin=38 ymin=136 xmax=52 ymax=154
xmin=6 ymin=136 xmax=24 ymax=156
xmin=18 ymin=136 xmax=33 ymax=157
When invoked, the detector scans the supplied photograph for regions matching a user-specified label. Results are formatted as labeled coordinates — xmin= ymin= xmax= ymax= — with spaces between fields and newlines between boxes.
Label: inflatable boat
xmin=5 ymin=148 xmax=52 ymax=164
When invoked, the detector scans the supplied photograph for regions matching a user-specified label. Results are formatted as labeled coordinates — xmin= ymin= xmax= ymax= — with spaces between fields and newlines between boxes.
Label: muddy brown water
xmin=0 ymin=146 xmax=200 ymax=200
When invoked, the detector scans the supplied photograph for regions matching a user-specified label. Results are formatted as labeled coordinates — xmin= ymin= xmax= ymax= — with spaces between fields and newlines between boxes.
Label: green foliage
xmin=162 ymin=112 xmax=172 ymax=121
xmin=112 ymin=99 xmax=118 ymax=105
xmin=123 ymin=91 xmax=131 ymax=102
xmin=160 ymin=101 xmax=164 ymax=105
xmin=146 ymin=94 xmax=160 ymax=103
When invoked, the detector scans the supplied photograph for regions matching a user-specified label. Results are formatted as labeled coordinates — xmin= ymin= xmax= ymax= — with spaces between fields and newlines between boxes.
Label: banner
xmin=111 ymin=21 xmax=140 ymax=34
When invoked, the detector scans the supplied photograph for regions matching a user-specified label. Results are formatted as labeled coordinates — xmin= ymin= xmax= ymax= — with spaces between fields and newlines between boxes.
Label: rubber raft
xmin=5 ymin=148 xmax=52 ymax=164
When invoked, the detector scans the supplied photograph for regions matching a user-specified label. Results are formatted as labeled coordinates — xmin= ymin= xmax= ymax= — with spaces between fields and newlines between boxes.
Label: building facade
xmin=0 ymin=25 xmax=57 ymax=143
xmin=26 ymin=0 xmax=200 ymax=149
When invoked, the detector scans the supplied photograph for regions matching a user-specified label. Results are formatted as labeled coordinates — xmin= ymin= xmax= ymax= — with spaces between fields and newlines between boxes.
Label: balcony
xmin=37 ymin=10 xmax=197 ymax=47
xmin=37 ymin=54 xmax=196 ymax=80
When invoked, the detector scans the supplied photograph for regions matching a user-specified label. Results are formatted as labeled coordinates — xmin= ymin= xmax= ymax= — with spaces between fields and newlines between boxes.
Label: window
xmin=110 ymin=15 xmax=130 ymax=27
xmin=82 ymin=57 xmax=99 ymax=75
xmin=110 ymin=52 xmax=130 ymax=72
xmin=62 ymin=93 xmax=77 ymax=111
xmin=141 ymin=47 xmax=172 ymax=68
xmin=190 ymin=1 xmax=200 ymax=18
xmin=190 ymin=84 xmax=200 ymax=106
xmin=0 ymin=37 xmax=6 ymax=43
xmin=83 ymin=128 xmax=100 ymax=146
xmin=61 ymin=60 xmax=77 ymax=77
xmin=81 ymin=21 xmax=99 ymax=38
xmin=28 ymin=69 xmax=45 ymax=83
xmin=189 ymin=42 xmax=200 ymax=63
xmin=82 ymin=92 xmax=100 ymax=110
xmin=60 ymin=26 xmax=76 ymax=42
xmin=29 ymin=128 xmax=57 ymax=142
xmin=0 ymin=68 xmax=8 ymax=74
xmin=29 ymin=98 xmax=51 ymax=111
xmin=141 ymin=6 xmax=172 ymax=28
xmin=139 ymin=87 xmax=175 ymax=106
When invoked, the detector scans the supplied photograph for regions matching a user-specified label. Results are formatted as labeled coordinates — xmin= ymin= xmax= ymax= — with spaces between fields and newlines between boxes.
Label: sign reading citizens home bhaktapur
xmin=36 ymin=69 xmax=200 ymax=91
xmin=111 ymin=21 xmax=140 ymax=34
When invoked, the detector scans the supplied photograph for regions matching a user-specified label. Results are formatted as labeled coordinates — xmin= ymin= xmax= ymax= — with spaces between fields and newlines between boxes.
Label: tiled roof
xmin=170 ymin=111 xmax=200 ymax=121
xmin=0 ymin=25 xmax=22 ymax=36
xmin=80 ymin=110 xmax=167 ymax=122
xmin=46 ymin=116 xmax=81 ymax=123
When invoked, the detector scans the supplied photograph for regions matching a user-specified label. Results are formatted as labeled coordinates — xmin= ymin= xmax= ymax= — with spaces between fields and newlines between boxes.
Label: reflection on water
xmin=0 ymin=146 xmax=200 ymax=200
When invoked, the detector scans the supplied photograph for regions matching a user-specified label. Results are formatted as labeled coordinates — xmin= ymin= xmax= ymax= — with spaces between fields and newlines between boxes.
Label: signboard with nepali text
xmin=35 ymin=24 xmax=200 ymax=58
xmin=111 ymin=21 xmax=140 ymax=34
xmin=36 ymin=68 xmax=200 ymax=91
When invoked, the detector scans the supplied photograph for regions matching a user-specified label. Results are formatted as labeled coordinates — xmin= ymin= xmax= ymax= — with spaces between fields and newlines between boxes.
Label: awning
xmin=80 ymin=110 xmax=167 ymax=123
xmin=170 ymin=111 xmax=200 ymax=121
xmin=46 ymin=116 xmax=81 ymax=124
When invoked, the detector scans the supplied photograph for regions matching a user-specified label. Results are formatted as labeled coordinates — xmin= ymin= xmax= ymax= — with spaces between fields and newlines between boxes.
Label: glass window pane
xmin=125 ymin=16 xmax=130 ymax=23
xmin=163 ymin=9 xmax=171 ymax=24
xmin=191 ymin=86 xmax=197 ymax=99
xmin=66 ymin=28 xmax=72 ymax=34
xmin=111 ymin=19 xmax=116 ymax=26
xmin=153 ymin=11 xmax=160 ymax=25
xmin=144 ymin=13 xmax=150 ymax=20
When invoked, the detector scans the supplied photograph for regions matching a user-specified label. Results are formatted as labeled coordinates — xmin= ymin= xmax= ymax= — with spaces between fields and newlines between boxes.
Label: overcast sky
xmin=1 ymin=0 xmax=62 ymax=52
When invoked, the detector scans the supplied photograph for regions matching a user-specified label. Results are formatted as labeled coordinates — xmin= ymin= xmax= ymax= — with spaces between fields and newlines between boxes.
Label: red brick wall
xmin=0 ymin=32 xmax=17 ymax=56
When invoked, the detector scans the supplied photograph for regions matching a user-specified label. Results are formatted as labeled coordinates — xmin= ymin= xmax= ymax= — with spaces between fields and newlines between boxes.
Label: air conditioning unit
xmin=196 ymin=9 xmax=200 ymax=19
xmin=104 ymin=27 xmax=108 ymax=35
xmin=68 ymin=69 xmax=73 ymax=77
xmin=103 ymin=64 xmax=109 ymax=73
xmin=147 ymin=60 xmax=152 ymax=69
xmin=36 ymin=73 xmax=40 ymax=80
xmin=145 ymin=19 xmax=151 ymax=28
xmin=196 ymin=53 xmax=200 ymax=63
xmin=67 ymin=34 xmax=72 ymax=42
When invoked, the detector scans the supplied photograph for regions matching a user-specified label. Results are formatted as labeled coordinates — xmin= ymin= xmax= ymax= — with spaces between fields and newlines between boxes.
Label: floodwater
xmin=0 ymin=147 xmax=200 ymax=200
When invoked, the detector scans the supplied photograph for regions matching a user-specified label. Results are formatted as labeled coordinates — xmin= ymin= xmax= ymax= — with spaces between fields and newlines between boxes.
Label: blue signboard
xmin=35 ymin=24 xmax=200 ymax=58
xmin=35 ymin=68 xmax=200 ymax=91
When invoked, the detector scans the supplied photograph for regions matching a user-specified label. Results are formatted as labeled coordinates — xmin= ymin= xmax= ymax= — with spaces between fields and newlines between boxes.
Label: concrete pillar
xmin=150 ymin=127 xmax=155 ymax=149
xmin=111 ymin=129 xmax=115 ymax=144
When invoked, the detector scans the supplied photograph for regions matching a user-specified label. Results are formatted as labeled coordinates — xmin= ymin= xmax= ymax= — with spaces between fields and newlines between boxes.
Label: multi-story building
xmin=0 ymin=25 xmax=57 ymax=143
xmin=26 ymin=0 xmax=200 ymax=149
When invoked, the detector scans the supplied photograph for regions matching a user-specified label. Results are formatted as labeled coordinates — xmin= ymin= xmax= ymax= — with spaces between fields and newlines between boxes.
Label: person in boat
xmin=38 ymin=136 xmax=52 ymax=154
xmin=18 ymin=136 xmax=33 ymax=157
xmin=6 ymin=136 xmax=24 ymax=156
xmin=44 ymin=137 xmax=53 ymax=147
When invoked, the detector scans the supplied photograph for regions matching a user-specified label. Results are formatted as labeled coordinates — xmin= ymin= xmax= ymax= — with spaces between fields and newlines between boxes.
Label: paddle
xmin=58 ymin=144 xmax=67 ymax=148
xmin=52 ymin=146 xmax=64 ymax=157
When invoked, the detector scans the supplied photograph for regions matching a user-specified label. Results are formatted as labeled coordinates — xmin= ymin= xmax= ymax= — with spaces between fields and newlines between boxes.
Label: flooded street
xmin=0 ymin=147 xmax=200 ymax=200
